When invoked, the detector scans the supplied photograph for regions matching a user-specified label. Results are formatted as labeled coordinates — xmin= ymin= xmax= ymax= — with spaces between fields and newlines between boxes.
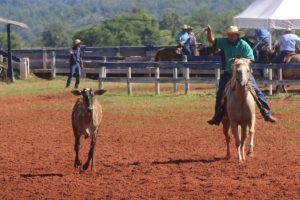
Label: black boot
xmin=207 ymin=109 xmax=224 ymax=126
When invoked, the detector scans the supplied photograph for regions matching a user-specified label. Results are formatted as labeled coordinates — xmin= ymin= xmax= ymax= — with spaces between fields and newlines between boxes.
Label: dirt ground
xmin=0 ymin=91 xmax=299 ymax=199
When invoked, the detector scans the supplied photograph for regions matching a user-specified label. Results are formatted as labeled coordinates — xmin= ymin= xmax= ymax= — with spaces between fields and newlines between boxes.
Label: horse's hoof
xmin=247 ymin=152 xmax=255 ymax=157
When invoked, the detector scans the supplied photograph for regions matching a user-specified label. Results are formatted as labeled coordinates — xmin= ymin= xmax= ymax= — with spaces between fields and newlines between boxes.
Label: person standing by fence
xmin=66 ymin=39 xmax=83 ymax=89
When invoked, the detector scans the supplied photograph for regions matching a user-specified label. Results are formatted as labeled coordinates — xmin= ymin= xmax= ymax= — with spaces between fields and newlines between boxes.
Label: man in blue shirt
xmin=176 ymin=24 xmax=191 ymax=55
xmin=272 ymin=28 xmax=300 ymax=63
xmin=205 ymin=25 xmax=277 ymax=125
xmin=253 ymin=29 xmax=270 ymax=62
xmin=66 ymin=39 xmax=83 ymax=89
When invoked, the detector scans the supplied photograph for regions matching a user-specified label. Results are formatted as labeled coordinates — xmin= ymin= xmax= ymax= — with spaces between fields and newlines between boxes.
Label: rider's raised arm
xmin=205 ymin=25 xmax=215 ymax=45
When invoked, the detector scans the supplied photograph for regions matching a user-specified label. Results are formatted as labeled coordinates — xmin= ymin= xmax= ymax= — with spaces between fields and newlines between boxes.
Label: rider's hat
xmin=187 ymin=26 xmax=193 ymax=30
xmin=222 ymin=26 xmax=244 ymax=36
xmin=284 ymin=27 xmax=293 ymax=33
xmin=180 ymin=24 xmax=188 ymax=30
xmin=74 ymin=39 xmax=81 ymax=45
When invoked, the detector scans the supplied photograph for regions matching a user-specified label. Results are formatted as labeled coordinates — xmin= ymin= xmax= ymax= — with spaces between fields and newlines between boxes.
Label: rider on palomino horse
xmin=205 ymin=25 xmax=277 ymax=125
xmin=176 ymin=24 xmax=192 ymax=56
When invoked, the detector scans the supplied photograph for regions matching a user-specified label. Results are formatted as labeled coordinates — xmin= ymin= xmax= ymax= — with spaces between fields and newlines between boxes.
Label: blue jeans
xmin=183 ymin=43 xmax=191 ymax=56
xmin=66 ymin=63 xmax=81 ymax=87
xmin=272 ymin=50 xmax=294 ymax=63
xmin=213 ymin=71 xmax=272 ymax=123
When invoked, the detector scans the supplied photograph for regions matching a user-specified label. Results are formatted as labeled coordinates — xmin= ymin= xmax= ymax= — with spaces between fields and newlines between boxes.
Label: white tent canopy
xmin=234 ymin=0 xmax=300 ymax=30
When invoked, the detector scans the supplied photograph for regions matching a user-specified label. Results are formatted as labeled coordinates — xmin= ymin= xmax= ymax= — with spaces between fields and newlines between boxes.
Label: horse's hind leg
xmin=222 ymin=119 xmax=231 ymax=159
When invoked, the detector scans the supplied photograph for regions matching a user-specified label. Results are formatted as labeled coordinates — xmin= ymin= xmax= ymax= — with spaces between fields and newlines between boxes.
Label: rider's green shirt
xmin=215 ymin=38 xmax=254 ymax=72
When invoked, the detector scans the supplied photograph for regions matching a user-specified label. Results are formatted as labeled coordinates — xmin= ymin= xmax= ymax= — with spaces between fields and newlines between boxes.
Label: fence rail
xmin=6 ymin=46 xmax=300 ymax=95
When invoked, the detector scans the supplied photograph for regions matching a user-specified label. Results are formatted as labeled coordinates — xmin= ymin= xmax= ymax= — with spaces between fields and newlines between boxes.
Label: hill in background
xmin=0 ymin=0 xmax=254 ymax=47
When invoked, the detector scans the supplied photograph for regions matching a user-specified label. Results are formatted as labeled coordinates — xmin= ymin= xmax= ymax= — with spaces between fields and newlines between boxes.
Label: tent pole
xmin=268 ymin=28 xmax=273 ymax=95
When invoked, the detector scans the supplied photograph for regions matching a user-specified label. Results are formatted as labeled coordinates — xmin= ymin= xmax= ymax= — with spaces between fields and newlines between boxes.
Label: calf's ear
xmin=71 ymin=90 xmax=82 ymax=96
xmin=94 ymin=89 xmax=106 ymax=96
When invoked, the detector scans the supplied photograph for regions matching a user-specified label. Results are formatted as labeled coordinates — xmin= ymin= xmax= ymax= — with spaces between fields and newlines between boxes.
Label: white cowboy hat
xmin=180 ymin=24 xmax=188 ymax=30
xmin=284 ymin=27 xmax=293 ymax=33
xmin=187 ymin=26 xmax=193 ymax=30
xmin=222 ymin=26 xmax=244 ymax=36
xmin=74 ymin=39 xmax=81 ymax=45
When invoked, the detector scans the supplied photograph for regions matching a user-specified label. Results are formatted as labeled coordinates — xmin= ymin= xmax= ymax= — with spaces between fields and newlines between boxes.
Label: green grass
xmin=1 ymin=75 xmax=300 ymax=102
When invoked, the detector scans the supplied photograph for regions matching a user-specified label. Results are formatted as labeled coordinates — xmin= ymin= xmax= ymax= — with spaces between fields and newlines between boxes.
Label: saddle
xmin=283 ymin=52 xmax=297 ymax=63
xmin=175 ymin=45 xmax=183 ymax=56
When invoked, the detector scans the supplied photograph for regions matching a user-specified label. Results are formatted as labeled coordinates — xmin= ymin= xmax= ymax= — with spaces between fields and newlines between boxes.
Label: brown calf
xmin=71 ymin=88 xmax=106 ymax=170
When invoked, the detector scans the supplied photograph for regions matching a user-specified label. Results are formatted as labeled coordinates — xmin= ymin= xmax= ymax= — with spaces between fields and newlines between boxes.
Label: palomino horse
xmin=222 ymin=58 xmax=256 ymax=162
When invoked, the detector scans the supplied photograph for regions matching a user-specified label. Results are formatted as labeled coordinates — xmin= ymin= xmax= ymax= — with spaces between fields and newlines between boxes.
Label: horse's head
xmin=231 ymin=58 xmax=251 ymax=87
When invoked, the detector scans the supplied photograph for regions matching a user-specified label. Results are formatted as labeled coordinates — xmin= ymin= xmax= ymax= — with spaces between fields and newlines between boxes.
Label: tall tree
xmin=159 ymin=9 xmax=183 ymax=37
xmin=74 ymin=9 xmax=171 ymax=46
xmin=41 ymin=21 xmax=70 ymax=47
xmin=0 ymin=32 xmax=22 ymax=49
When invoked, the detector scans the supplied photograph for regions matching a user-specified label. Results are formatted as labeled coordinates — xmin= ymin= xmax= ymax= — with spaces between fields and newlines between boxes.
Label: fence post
xmin=155 ymin=67 xmax=160 ymax=95
xmin=127 ymin=67 xmax=132 ymax=95
xmin=183 ymin=67 xmax=190 ymax=94
xmin=116 ymin=46 xmax=121 ymax=57
xmin=99 ymin=66 xmax=106 ymax=90
xmin=19 ymin=57 xmax=29 ymax=79
xmin=42 ymin=47 xmax=47 ymax=69
xmin=98 ymin=56 xmax=107 ymax=89
xmin=183 ymin=55 xmax=189 ymax=94
xmin=51 ymin=51 xmax=56 ymax=79
xmin=215 ymin=66 xmax=220 ymax=92
xmin=269 ymin=66 xmax=273 ymax=96
xmin=279 ymin=67 xmax=283 ymax=81
xmin=173 ymin=67 xmax=178 ymax=92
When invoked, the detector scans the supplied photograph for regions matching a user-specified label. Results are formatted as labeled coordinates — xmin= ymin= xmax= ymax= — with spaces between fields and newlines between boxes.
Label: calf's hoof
xmin=74 ymin=160 xmax=82 ymax=168
xmin=82 ymin=162 xmax=90 ymax=170
xmin=225 ymin=154 xmax=231 ymax=160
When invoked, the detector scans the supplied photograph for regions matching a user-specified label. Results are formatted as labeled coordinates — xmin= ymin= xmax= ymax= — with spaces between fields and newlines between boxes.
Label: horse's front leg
xmin=241 ymin=125 xmax=248 ymax=161
xmin=231 ymin=122 xmax=242 ymax=162
xmin=222 ymin=119 xmax=231 ymax=159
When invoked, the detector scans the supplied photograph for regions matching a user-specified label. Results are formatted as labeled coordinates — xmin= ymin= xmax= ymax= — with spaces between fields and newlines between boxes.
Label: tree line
xmin=0 ymin=0 xmax=254 ymax=48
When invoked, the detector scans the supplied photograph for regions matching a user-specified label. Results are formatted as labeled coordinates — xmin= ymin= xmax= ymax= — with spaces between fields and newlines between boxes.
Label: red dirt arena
xmin=0 ymin=88 xmax=299 ymax=199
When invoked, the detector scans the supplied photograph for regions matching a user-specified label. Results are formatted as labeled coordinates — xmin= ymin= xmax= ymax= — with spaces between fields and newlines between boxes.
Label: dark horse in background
xmin=155 ymin=45 xmax=184 ymax=61
xmin=155 ymin=43 xmax=224 ymax=62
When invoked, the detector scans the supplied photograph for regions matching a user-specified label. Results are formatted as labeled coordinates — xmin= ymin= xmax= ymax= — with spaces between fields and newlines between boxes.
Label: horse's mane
xmin=224 ymin=58 xmax=251 ymax=96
